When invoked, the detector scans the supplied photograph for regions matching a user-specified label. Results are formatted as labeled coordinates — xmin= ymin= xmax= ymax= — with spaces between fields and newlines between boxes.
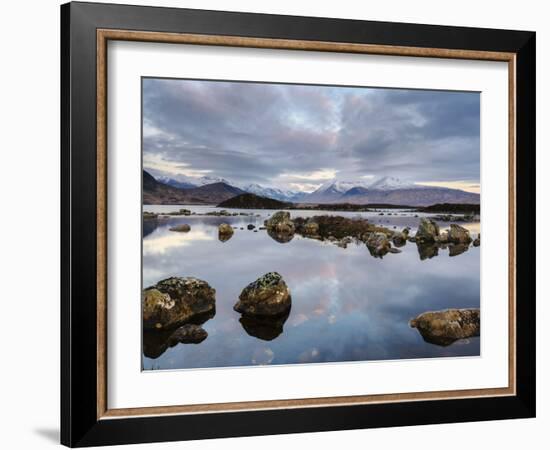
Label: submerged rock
xmin=415 ymin=218 xmax=440 ymax=242
xmin=410 ymin=308 xmax=480 ymax=346
xmin=448 ymin=224 xmax=472 ymax=244
xmin=234 ymin=272 xmax=291 ymax=316
xmin=169 ymin=224 xmax=191 ymax=232
xmin=218 ymin=223 xmax=234 ymax=242
xmin=142 ymin=277 xmax=216 ymax=330
xmin=239 ymin=309 xmax=290 ymax=341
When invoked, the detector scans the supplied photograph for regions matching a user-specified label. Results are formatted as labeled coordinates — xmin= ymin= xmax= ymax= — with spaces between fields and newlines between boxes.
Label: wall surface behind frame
xmin=0 ymin=0 xmax=545 ymax=449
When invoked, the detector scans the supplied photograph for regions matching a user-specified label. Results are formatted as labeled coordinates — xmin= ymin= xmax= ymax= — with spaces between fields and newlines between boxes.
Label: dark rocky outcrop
xmin=247 ymin=224 xmax=256 ymax=230
xmin=142 ymin=277 xmax=216 ymax=330
xmin=410 ymin=308 xmax=480 ymax=346
xmin=473 ymin=233 xmax=481 ymax=247
xmin=234 ymin=272 xmax=291 ymax=316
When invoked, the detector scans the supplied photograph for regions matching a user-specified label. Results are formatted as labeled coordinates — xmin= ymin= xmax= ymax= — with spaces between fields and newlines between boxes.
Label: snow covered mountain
xmin=151 ymin=173 xmax=479 ymax=207
xmin=302 ymin=176 xmax=479 ymax=206
xmin=367 ymin=176 xmax=416 ymax=191
xmin=156 ymin=175 xmax=233 ymax=189
xmin=241 ymin=183 xmax=305 ymax=203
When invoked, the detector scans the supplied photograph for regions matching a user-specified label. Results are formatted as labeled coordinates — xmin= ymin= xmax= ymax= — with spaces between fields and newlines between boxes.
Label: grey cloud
xmin=143 ymin=78 xmax=480 ymax=187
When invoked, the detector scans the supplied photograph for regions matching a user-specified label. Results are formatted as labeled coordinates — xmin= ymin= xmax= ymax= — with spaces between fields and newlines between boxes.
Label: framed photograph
xmin=61 ymin=2 xmax=536 ymax=447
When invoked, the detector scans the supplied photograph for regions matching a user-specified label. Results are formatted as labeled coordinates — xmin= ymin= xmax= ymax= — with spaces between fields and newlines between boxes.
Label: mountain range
xmin=143 ymin=171 xmax=480 ymax=206
xmin=143 ymin=171 xmax=244 ymax=205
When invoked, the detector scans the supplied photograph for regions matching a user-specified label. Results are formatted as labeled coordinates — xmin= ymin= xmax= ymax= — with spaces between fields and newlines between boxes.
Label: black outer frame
xmin=60 ymin=1 xmax=536 ymax=447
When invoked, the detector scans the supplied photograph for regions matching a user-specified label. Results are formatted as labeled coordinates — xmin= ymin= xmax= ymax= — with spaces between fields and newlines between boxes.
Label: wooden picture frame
xmin=61 ymin=1 xmax=535 ymax=447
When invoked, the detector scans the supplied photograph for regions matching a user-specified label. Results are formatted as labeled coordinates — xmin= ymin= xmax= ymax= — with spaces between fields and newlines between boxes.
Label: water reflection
xmin=142 ymin=206 xmax=480 ymax=370
xmin=267 ymin=229 xmax=294 ymax=243
xmin=239 ymin=308 xmax=291 ymax=341
xmin=143 ymin=309 xmax=215 ymax=359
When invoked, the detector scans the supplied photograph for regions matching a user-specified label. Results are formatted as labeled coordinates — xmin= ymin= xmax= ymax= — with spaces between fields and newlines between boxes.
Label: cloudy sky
xmin=142 ymin=78 xmax=480 ymax=193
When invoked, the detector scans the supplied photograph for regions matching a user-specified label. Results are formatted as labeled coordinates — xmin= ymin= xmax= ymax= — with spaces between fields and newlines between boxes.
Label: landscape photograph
xmin=141 ymin=77 xmax=481 ymax=371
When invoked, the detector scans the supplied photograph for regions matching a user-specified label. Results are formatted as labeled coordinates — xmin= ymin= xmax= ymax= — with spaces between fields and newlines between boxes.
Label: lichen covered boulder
xmin=264 ymin=211 xmax=295 ymax=234
xmin=415 ymin=218 xmax=440 ymax=242
xmin=234 ymin=272 xmax=291 ymax=316
xmin=410 ymin=308 xmax=480 ymax=346
xmin=169 ymin=224 xmax=191 ymax=232
xmin=143 ymin=277 xmax=216 ymax=330
xmin=448 ymin=224 xmax=472 ymax=244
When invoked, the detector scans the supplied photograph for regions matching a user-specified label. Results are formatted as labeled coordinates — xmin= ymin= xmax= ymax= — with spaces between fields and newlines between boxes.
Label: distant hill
xmin=217 ymin=193 xmax=291 ymax=209
xmin=143 ymin=170 xmax=245 ymax=205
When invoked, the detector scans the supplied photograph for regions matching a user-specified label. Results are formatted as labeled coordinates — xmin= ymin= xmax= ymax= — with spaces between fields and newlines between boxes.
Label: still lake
xmin=142 ymin=205 xmax=480 ymax=370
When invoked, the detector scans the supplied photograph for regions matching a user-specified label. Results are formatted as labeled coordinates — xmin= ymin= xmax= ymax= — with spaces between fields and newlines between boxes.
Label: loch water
xmin=142 ymin=206 xmax=480 ymax=371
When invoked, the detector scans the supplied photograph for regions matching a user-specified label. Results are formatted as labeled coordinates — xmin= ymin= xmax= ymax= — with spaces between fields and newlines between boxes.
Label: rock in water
xmin=247 ymin=224 xmax=256 ymax=230
xmin=264 ymin=211 xmax=295 ymax=234
xmin=410 ymin=308 xmax=480 ymax=346
xmin=448 ymin=224 xmax=472 ymax=244
xmin=169 ymin=224 xmax=191 ymax=232
xmin=365 ymin=232 xmax=392 ymax=257
xmin=303 ymin=221 xmax=319 ymax=236
xmin=234 ymin=272 xmax=291 ymax=316
xmin=473 ymin=233 xmax=481 ymax=247
xmin=415 ymin=218 xmax=440 ymax=242
xmin=142 ymin=277 xmax=216 ymax=330
xmin=218 ymin=223 xmax=234 ymax=242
